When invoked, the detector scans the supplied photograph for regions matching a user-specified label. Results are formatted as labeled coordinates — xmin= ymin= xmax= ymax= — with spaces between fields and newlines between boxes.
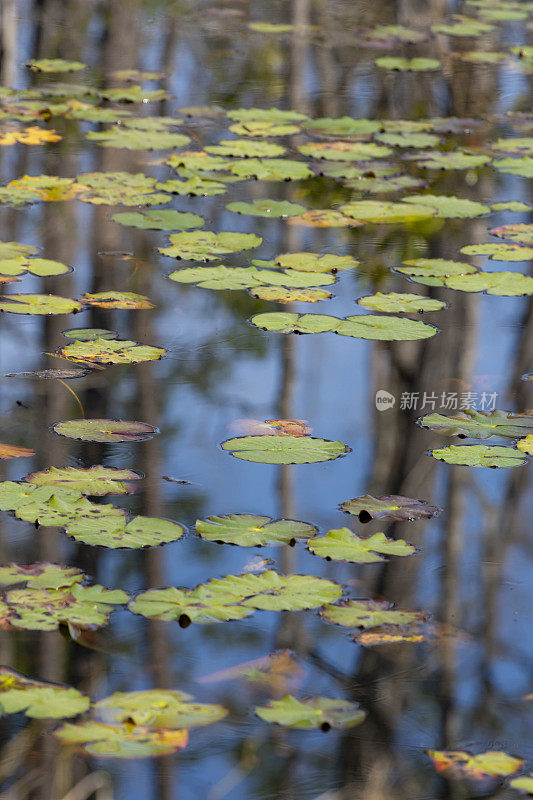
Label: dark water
xmin=0 ymin=1 xmax=532 ymax=798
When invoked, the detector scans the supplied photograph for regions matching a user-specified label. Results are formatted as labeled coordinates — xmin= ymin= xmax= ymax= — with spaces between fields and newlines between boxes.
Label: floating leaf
xmin=297 ymin=141 xmax=391 ymax=160
xmin=81 ymin=292 xmax=155 ymax=310
xmin=0 ymin=256 xmax=72 ymax=278
xmin=27 ymin=59 xmax=86 ymax=72
xmin=53 ymin=419 xmax=158 ymax=443
xmin=307 ymin=528 xmax=416 ymax=563
xmin=221 ymin=434 xmax=349 ymax=464
xmin=63 ymin=327 xmax=117 ymax=341
xmin=302 ymin=117 xmax=380 ymax=137
xmin=227 ymin=108 xmax=307 ymax=123
xmin=206 ymin=139 xmax=286 ymax=157
xmin=336 ymin=315 xmax=436 ymax=340
xmin=58 ymin=338 xmax=165 ymax=365
xmin=489 ymin=223 xmax=533 ymax=244
xmin=0 ymin=667 xmax=89 ymax=719
xmin=420 ymin=409 xmax=533 ymax=439
xmin=55 ymin=721 xmax=188 ymax=758
xmin=288 ymin=209 xmax=362 ymax=227
xmin=375 ymin=132 xmax=441 ymax=148
xmin=206 ymin=571 xmax=342 ymax=611
xmin=248 ymin=22 xmax=294 ymax=33
xmin=0 ymin=294 xmax=82 ymax=315
xmin=4 ymin=583 xmax=128 ymax=631
xmin=340 ymin=494 xmax=440 ymax=523
xmin=357 ymin=293 xmax=445 ymax=313
xmin=460 ymin=243 xmax=533 ymax=261
xmin=491 ymin=201 xmax=531 ymax=212
xmin=0 ymin=240 xmax=37 ymax=259
xmin=430 ymin=444 xmax=526 ymax=467
xmin=111 ymin=69 xmax=165 ymax=81
xmin=255 ymin=695 xmax=365 ymax=730
xmin=196 ymin=514 xmax=316 ymax=547
xmin=427 ymin=750 xmax=524 ymax=781
xmin=320 ymin=599 xmax=425 ymax=631
xmin=100 ymin=86 xmax=170 ymax=103
xmin=375 ymin=57 xmax=441 ymax=71
xmin=229 ymin=158 xmax=313 ymax=181
xmin=517 ymin=435 xmax=533 ymax=454
xmin=454 ymin=50 xmax=507 ymax=64
xmin=129 ymin=586 xmax=255 ymax=626
xmin=156 ymin=176 xmax=228 ymax=196
xmin=65 ymin=514 xmax=185 ymax=549
xmin=510 ymin=775 xmax=533 ymax=794
xmin=397 ymin=258 xmax=478 ymax=277
xmin=94 ymin=689 xmax=227 ymax=729
xmin=0 ymin=443 xmax=35 ymax=459
xmin=0 ymin=126 xmax=62 ymax=146
xmin=339 ymin=200 xmax=436 ymax=223
xmin=0 ymin=563 xmax=84 ymax=590
xmin=412 ymin=150 xmax=491 ymax=170
xmin=266 ymin=253 xmax=359 ymax=274
xmin=444 ymin=271 xmax=533 ymax=296
xmin=228 ymin=120 xmax=300 ymax=137
xmin=493 ymin=138 xmax=533 ymax=155
xmin=402 ymin=194 xmax=490 ymax=218
xmin=249 ymin=286 xmax=332 ymax=302
xmin=494 ymin=157 xmax=533 ymax=177
xmin=432 ymin=17 xmax=495 ymax=36
xmin=111 ymin=209 xmax=204 ymax=231
xmin=77 ymin=171 xmax=170 ymax=207
xmin=87 ymin=124 xmax=189 ymax=151
xmin=169 ymin=265 xmax=334 ymax=291
xmin=365 ymin=25 xmax=428 ymax=44
xmin=226 ymin=199 xmax=306 ymax=218
xmin=25 ymin=466 xmax=141 ymax=496
xmin=159 ymin=231 xmax=262 ymax=261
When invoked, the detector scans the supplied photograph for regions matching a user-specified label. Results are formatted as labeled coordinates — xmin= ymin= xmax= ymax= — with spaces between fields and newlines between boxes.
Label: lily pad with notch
xmin=307 ymin=528 xmax=416 ymax=563
xmin=55 ymin=720 xmax=189 ymax=758
xmin=53 ymin=419 xmax=158 ymax=443
xmin=93 ymin=689 xmax=227 ymax=729
xmin=25 ymin=466 xmax=142 ymax=496
xmin=0 ymin=667 xmax=89 ymax=718
xmin=58 ymin=338 xmax=165 ymax=365
xmin=430 ymin=444 xmax=527 ymax=467
xmin=255 ymin=695 xmax=366 ymax=731
xmin=226 ymin=199 xmax=306 ymax=218
xmin=357 ymin=293 xmax=446 ymax=313
xmin=159 ymin=230 xmax=262 ymax=261
xmin=196 ymin=513 xmax=316 ymax=547
xmin=340 ymin=494 xmax=440 ymax=523
xmin=320 ymin=599 xmax=426 ymax=631
xmin=0 ymin=294 xmax=82 ymax=315
xmin=221 ymin=434 xmax=349 ymax=464
xmin=111 ymin=209 xmax=204 ymax=231
xmin=419 ymin=409 xmax=533 ymax=439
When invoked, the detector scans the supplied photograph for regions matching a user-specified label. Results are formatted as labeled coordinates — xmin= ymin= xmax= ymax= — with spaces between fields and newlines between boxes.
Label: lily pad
xmin=375 ymin=57 xmax=441 ymax=71
xmin=267 ymin=253 xmax=359 ymax=273
xmin=0 ymin=562 xmax=84 ymax=590
xmin=489 ymin=223 xmax=533 ymax=244
xmin=412 ymin=150 xmax=491 ymax=170
xmin=357 ymin=293 xmax=445 ymax=313
xmin=206 ymin=571 xmax=343 ymax=611
xmin=159 ymin=231 xmax=262 ymax=261
xmin=206 ymin=139 xmax=286 ymax=157
xmin=320 ymin=599 xmax=425 ymax=630
xmin=80 ymin=292 xmax=155 ymax=310
xmin=302 ymin=117 xmax=380 ymax=137
xmin=227 ymin=108 xmax=307 ymax=123
xmin=111 ymin=209 xmax=204 ymax=231
xmin=53 ymin=419 xmax=158 ymax=443
xmin=460 ymin=243 xmax=533 ymax=260
xmin=94 ymin=689 xmax=227 ymax=729
xmin=58 ymin=338 xmax=165 ymax=365
xmin=494 ymin=157 xmax=533 ymax=177
xmin=297 ymin=141 xmax=391 ymax=160
xmin=340 ymin=494 xmax=440 ymax=523
xmin=444 ymin=271 xmax=533 ymax=296
xmin=27 ymin=59 xmax=86 ymax=72
xmin=77 ymin=171 xmax=170 ymax=207
xmin=226 ymin=199 xmax=306 ymax=218
xmin=375 ymin=132 xmax=441 ymax=148
xmin=55 ymin=721 xmax=189 ymax=758
xmin=87 ymin=124 xmax=190 ymax=151
xmin=129 ymin=586 xmax=255 ymax=626
xmin=287 ymin=209 xmax=362 ymax=227
xmin=430 ymin=444 xmax=526 ymax=467
xmin=396 ymin=258 xmax=478 ymax=277
xmin=510 ymin=775 xmax=533 ymax=794
xmin=402 ymin=194 xmax=490 ymax=218
xmin=0 ymin=257 xmax=72 ymax=278
xmin=220 ymin=434 xmax=349 ymax=464
xmin=65 ymin=514 xmax=185 ymax=549
xmin=432 ymin=17 xmax=495 ymax=36
xmin=426 ymin=750 xmax=524 ymax=781
xmin=255 ymin=695 xmax=365 ymax=730
xmin=339 ymin=200 xmax=436 ymax=223
xmin=229 ymin=158 xmax=313 ymax=181
xmin=0 ymin=667 xmax=89 ymax=718
xmin=517 ymin=435 xmax=533 ymax=454
xmin=249 ymin=286 xmax=332 ymax=302
xmin=419 ymin=409 xmax=533 ymax=439
xmin=25 ymin=466 xmax=142 ymax=496
xmin=228 ymin=120 xmax=300 ymax=137
xmin=307 ymin=528 xmax=416 ymax=563
xmin=196 ymin=514 xmax=316 ymax=546
xmin=336 ymin=315 xmax=436 ymax=340
xmin=169 ymin=266 xmax=334 ymax=291
xmin=0 ymin=294 xmax=82 ymax=315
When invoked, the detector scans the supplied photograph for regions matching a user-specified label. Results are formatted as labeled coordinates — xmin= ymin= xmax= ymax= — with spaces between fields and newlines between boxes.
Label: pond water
xmin=0 ymin=0 xmax=533 ymax=798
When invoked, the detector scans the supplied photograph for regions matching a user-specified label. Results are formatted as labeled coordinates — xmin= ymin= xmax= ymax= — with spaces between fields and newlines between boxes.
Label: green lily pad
xmin=288 ymin=209 xmax=362 ymax=227
xmin=302 ymin=117 xmax=380 ymax=137
xmin=80 ymin=292 xmax=154 ymax=310
xmin=55 ymin=721 xmax=189 ymax=758
xmin=0 ymin=240 xmax=38 ymax=259
xmin=343 ymin=174 xmax=426 ymax=194
xmin=227 ymin=108 xmax=307 ymax=123
xmin=480 ymin=6 xmax=527 ymax=20
xmin=13 ymin=488 xmax=123 ymax=528
xmin=336 ymin=315 xmax=436 ymax=340
xmin=111 ymin=209 xmax=204 ymax=231
xmin=455 ymin=50 xmax=507 ymax=64
xmin=340 ymin=494 xmax=440 ymax=522
xmin=0 ymin=257 xmax=72 ymax=278
xmin=53 ymin=419 xmax=158 ymax=443
xmin=249 ymin=286 xmax=332 ymax=302
xmin=494 ymin=157 xmax=533 ymax=177
xmin=77 ymin=171 xmax=170 ymax=207
xmin=0 ymin=563 xmax=84 ymax=590
xmin=62 ymin=328 xmax=118 ymax=341
xmin=307 ymin=528 xmax=416 ymax=563
xmin=297 ymin=141 xmax=391 ymax=160
xmin=357 ymin=293 xmax=445 ymax=313
xmin=0 ymin=294 xmax=82 ymax=315
xmin=320 ymin=599 xmax=425 ymax=630
xmin=375 ymin=57 xmax=441 ymax=71
xmin=339 ymin=200 xmax=436 ymax=223
xmin=129 ymin=586 xmax=255 ymax=626
xmin=374 ymin=132 xmax=441 ymax=148
xmin=58 ymin=337 xmax=165 ymax=365
xmin=493 ymin=138 xmax=533 ymax=155
xmin=169 ymin=265 xmax=335 ymax=291
xmin=221 ymin=434 xmax=349 ymax=464
xmin=432 ymin=17 xmax=495 ymax=36
xmin=228 ymin=120 xmax=300 ymax=137
xmin=65 ymin=514 xmax=185 ymax=549
xmin=196 ymin=513 xmax=316 ymax=546
xmin=489 ymin=223 xmax=533 ymax=244
xmin=430 ymin=444 xmax=526 ymax=467
xmin=226 ymin=199 xmax=306 ymax=218
xmin=87 ymin=125 xmax=190 ymax=150
xmin=255 ymin=695 xmax=365 ymax=730
xmin=460 ymin=243 xmax=533 ymax=260
xmin=491 ymin=201 xmax=531 ymax=212
xmin=365 ymin=24 xmax=428 ymax=43
xmin=100 ymin=86 xmax=170 ymax=103
xmin=27 ymin=59 xmax=86 ymax=72
xmin=94 ymin=689 xmax=227 ymax=729
xmin=229 ymin=158 xmax=313 ymax=181
xmin=510 ymin=775 xmax=533 ymax=794
xmin=248 ymin=22 xmax=294 ymax=33
xmin=419 ymin=409 xmax=533 ymax=439
xmin=0 ymin=667 xmax=89 ymax=718
xmin=25 ymin=466 xmax=142 ymax=496
xmin=206 ymin=139 xmax=286 ymax=157
xmin=167 ymin=152 xmax=234 ymax=172
xmin=402 ymin=194 xmax=491 ymax=218
xmin=444 ymin=271 xmax=533 ymax=295
xmin=4 ymin=583 xmax=128 ymax=631
xmin=397 ymin=258 xmax=478 ymax=277
xmin=159 ymin=231 xmax=262 ymax=261
xmin=268 ymin=253 xmax=359 ymax=273
xmin=412 ymin=150 xmax=491 ymax=169
xmin=206 ymin=571 xmax=342 ymax=611
xmin=156 ymin=176 xmax=228 ymax=196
